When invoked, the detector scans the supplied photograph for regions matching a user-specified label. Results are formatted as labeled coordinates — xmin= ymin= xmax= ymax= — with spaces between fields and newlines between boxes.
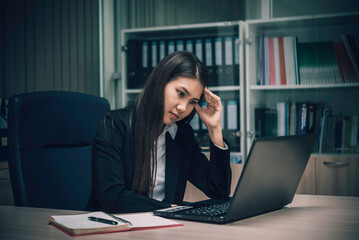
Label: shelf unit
xmin=121 ymin=12 xmax=359 ymax=166
xmin=245 ymin=12 xmax=359 ymax=155
xmin=121 ymin=21 xmax=246 ymax=163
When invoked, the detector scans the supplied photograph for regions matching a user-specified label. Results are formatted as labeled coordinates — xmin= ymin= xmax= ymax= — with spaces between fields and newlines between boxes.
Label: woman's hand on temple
xmin=194 ymin=88 xmax=222 ymax=130
xmin=194 ymin=88 xmax=225 ymax=148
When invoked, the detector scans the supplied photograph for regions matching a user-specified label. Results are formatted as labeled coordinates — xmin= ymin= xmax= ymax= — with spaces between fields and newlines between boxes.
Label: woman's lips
xmin=170 ymin=112 xmax=179 ymax=119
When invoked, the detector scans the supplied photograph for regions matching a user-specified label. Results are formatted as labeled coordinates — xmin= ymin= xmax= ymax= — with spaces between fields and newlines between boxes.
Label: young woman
xmin=89 ymin=51 xmax=231 ymax=213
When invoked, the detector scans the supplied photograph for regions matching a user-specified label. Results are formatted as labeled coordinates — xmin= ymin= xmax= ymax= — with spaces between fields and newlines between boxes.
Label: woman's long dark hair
xmin=131 ymin=50 xmax=208 ymax=197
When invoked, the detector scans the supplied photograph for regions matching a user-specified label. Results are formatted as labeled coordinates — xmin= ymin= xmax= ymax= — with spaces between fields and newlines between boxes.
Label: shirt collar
xmin=162 ymin=123 xmax=178 ymax=140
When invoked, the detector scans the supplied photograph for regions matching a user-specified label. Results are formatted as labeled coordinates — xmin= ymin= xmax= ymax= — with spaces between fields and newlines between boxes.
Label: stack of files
xmin=315 ymin=109 xmax=359 ymax=153
xmin=223 ymin=36 xmax=240 ymax=86
xmin=126 ymin=39 xmax=173 ymax=89
xmin=204 ymin=37 xmax=217 ymax=86
xmin=297 ymin=41 xmax=341 ymax=85
xmin=277 ymin=101 xmax=323 ymax=153
xmin=204 ymin=35 xmax=240 ymax=86
xmin=126 ymin=34 xmax=240 ymax=89
xmin=190 ymin=99 xmax=240 ymax=152
xmin=331 ymin=114 xmax=359 ymax=154
xmin=126 ymin=39 xmax=143 ymax=89
xmin=255 ymin=102 xmax=359 ymax=153
xmin=254 ymin=108 xmax=277 ymax=138
xmin=257 ymin=35 xmax=299 ymax=86
xmin=140 ymin=40 xmax=152 ymax=88
xmin=223 ymin=99 xmax=240 ymax=152
xmin=190 ymin=101 xmax=210 ymax=150
xmin=276 ymin=101 xmax=318 ymax=137
xmin=126 ymin=39 xmax=164 ymax=89
xmin=317 ymin=107 xmax=334 ymax=153
xmin=255 ymin=101 xmax=319 ymax=141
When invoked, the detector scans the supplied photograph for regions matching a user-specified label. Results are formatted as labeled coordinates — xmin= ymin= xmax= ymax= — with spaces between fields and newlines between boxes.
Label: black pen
xmin=88 ymin=216 xmax=118 ymax=225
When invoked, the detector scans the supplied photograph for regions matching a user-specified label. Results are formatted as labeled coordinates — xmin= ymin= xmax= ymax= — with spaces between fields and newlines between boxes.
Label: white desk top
xmin=0 ymin=194 xmax=358 ymax=240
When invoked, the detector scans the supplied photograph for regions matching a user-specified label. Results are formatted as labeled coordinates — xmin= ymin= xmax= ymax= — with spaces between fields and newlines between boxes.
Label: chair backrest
xmin=8 ymin=91 xmax=110 ymax=210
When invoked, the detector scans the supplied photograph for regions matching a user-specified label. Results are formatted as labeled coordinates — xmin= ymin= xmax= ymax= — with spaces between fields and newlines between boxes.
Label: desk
xmin=0 ymin=194 xmax=358 ymax=240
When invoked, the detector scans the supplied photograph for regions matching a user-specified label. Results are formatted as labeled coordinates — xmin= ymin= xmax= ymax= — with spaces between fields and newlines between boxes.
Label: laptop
xmin=153 ymin=134 xmax=317 ymax=223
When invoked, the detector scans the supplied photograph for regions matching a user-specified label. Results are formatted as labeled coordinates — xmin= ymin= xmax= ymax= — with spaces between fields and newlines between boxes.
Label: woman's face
xmin=163 ymin=77 xmax=203 ymax=125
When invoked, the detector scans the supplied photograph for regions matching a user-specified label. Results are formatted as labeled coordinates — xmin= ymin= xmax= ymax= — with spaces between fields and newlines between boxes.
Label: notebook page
xmin=51 ymin=211 xmax=125 ymax=230
xmin=114 ymin=213 xmax=180 ymax=228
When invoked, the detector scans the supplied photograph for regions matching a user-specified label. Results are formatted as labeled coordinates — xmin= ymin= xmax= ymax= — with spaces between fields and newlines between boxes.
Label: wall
xmin=245 ymin=0 xmax=359 ymax=19
xmin=0 ymin=0 xmax=100 ymax=99
xmin=273 ymin=0 xmax=359 ymax=18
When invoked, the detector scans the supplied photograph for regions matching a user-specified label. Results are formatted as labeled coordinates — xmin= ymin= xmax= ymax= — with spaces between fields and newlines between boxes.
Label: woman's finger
xmin=205 ymin=89 xmax=221 ymax=104
xmin=204 ymin=89 xmax=222 ymax=110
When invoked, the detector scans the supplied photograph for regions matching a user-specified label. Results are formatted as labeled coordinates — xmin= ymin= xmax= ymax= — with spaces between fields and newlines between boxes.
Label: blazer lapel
xmin=164 ymin=132 xmax=181 ymax=203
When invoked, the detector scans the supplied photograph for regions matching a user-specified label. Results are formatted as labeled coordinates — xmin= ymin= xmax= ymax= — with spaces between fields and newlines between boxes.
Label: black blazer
xmin=88 ymin=106 xmax=231 ymax=213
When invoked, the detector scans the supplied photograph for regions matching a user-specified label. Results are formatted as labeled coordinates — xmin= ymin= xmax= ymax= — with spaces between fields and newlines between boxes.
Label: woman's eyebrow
xmin=180 ymin=86 xmax=200 ymax=101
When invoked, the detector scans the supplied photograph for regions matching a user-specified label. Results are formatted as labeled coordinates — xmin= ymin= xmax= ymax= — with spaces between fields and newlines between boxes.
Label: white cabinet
xmin=121 ymin=12 xmax=359 ymax=168
xmin=244 ymin=12 xmax=359 ymax=198
xmin=245 ymin=12 xmax=359 ymax=155
xmin=121 ymin=21 xmax=246 ymax=163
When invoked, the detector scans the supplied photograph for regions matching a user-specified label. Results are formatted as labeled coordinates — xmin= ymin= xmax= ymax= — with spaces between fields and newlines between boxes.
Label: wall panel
xmin=15 ymin=0 xmax=26 ymax=94
xmin=0 ymin=1 xmax=3 ymax=97
xmin=25 ymin=0 xmax=35 ymax=93
xmin=4 ymin=0 xmax=16 ymax=96
xmin=0 ymin=0 xmax=100 ymax=98
xmin=53 ymin=0 xmax=62 ymax=91
xmin=91 ymin=0 xmax=99 ymax=96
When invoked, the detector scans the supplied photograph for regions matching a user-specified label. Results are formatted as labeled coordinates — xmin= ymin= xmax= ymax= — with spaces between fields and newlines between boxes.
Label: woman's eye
xmin=178 ymin=91 xmax=184 ymax=97
xmin=190 ymin=100 xmax=198 ymax=105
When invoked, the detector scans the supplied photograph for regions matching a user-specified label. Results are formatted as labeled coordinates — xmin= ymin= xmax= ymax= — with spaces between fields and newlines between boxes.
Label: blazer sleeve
xmin=92 ymin=110 xmax=171 ymax=213
xmin=186 ymin=127 xmax=232 ymax=199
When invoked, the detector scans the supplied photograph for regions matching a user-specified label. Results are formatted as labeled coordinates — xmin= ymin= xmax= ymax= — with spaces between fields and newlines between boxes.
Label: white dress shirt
xmin=151 ymin=124 xmax=229 ymax=201
xmin=152 ymin=123 xmax=178 ymax=201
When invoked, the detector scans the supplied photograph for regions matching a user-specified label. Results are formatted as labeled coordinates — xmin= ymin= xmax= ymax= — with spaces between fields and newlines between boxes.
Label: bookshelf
xmin=121 ymin=21 xmax=246 ymax=163
xmin=121 ymin=12 xmax=359 ymax=197
xmin=121 ymin=12 xmax=359 ymax=165
xmin=245 ymin=12 xmax=359 ymax=156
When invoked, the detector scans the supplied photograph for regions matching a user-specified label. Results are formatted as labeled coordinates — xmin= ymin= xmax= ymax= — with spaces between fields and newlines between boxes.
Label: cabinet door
xmin=316 ymin=155 xmax=359 ymax=196
xmin=296 ymin=155 xmax=316 ymax=194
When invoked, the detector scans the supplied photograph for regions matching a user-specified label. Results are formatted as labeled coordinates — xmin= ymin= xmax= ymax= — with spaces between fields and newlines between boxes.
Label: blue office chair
xmin=7 ymin=91 xmax=110 ymax=210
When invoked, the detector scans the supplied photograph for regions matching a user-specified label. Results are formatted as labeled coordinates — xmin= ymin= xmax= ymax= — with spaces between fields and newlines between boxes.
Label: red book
xmin=278 ymin=37 xmax=287 ymax=85
xmin=268 ymin=37 xmax=276 ymax=85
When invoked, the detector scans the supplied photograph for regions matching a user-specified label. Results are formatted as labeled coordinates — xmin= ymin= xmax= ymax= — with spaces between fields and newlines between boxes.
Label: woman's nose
xmin=177 ymin=102 xmax=187 ymax=113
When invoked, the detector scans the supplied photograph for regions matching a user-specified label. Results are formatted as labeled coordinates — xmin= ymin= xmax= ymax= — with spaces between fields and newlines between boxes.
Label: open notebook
xmin=49 ymin=211 xmax=182 ymax=236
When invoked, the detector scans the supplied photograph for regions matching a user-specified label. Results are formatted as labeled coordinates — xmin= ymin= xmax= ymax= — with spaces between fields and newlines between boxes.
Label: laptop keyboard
xmin=183 ymin=201 xmax=230 ymax=217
